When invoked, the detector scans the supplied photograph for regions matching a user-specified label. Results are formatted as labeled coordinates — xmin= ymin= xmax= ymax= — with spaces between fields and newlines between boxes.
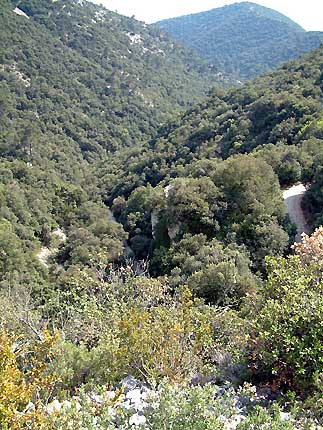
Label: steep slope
xmin=156 ymin=2 xmax=323 ymax=80
xmin=102 ymin=46 xmax=323 ymax=277
xmin=4 ymin=0 xmax=232 ymax=156
xmin=104 ymin=46 xmax=323 ymax=198
xmin=3 ymin=2 xmax=323 ymax=417
xmin=0 ymin=0 xmax=235 ymax=294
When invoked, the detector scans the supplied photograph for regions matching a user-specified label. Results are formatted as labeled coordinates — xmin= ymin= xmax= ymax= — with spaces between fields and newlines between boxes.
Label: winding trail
xmin=283 ymin=184 xmax=310 ymax=242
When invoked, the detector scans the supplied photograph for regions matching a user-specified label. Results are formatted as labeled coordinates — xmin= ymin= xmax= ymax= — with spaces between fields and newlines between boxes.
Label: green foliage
xmin=41 ymin=265 xmax=247 ymax=389
xmin=0 ymin=0 xmax=232 ymax=295
xmin=236 ymin=405 xmax=296 ymax=429
xmin=44 ymin=382 xmax=316 ymax=430
xmin=105 ymin=46 xmax=323 ymax=201
xmin=156 ymin=2 xmax=323 ymax=80
xmin=3 ymin=0 xmax=323 ymax=423
xmin=143 ymin=383 xmax=226 ymax=429
xmin=4 ymin=0 xmax=225 ymax=156
xmin=153 ymin=233 xmax=257 ymax=305
xmin=71 ymin=287 xmax=243 ymax=385
xmin=249 ymin=254 xmax=323 ymax=392
xmin=117 ymin=154 xmax=289 ymax=275
xmin=165 ymin=177 xmax=222 ymax=235
xmin=102 ymin=47 xmax=323 ymax=281
xmin=254 ymin=141 xmax=322 ymax=186
xmin=0 ymin=329 xmax=58 ymax=429
xmin=303 ymin=155 xmax=323 ymax=228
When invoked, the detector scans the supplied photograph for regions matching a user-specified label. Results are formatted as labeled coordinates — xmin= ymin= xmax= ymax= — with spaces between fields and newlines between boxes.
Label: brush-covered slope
xmin=3 ymin=0 xmax=232 ymax=156
xmin=0 ymin=0 xmax=231 ymax=291
xmin=102 ymin=45 xmax=323 ymax=278
xmin=0 ymin=0 xmax=236 ymax=277
xmin=104 ymin=46 xmax=323 ymax=196
xmin=156 ymin=2 xmax=323 ymax=80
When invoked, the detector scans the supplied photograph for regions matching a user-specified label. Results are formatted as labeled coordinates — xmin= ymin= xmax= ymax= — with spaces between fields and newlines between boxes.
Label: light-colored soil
xmin=37 ymin=247 xmax=56 ymax=268
xmin=37 ymin=228 xmax=66 ymax=267
xmin=283 ymin=184 xmax=310 ymax=242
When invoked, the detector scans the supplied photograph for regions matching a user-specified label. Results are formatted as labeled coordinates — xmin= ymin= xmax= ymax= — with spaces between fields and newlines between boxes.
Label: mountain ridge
xmin=0 ymin=0 xmax=236 ymax=290
xmin=156 ymin=2 xmax=304 ymax=31
xmin=5 ymin=0 xmax=231 ymax=155
xmin=155 ymin=2 xmax=323 ymax=80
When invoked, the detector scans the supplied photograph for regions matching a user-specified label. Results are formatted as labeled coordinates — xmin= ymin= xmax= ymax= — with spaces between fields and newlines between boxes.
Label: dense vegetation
xmin=5 ymin=0 xmax=229 ymax=155
xmin=156 ymin=2 xmax=323 ymax=80
xmin=0 ymin=0 xmax=233 ymax=299
xmin=2 ymin=0 xmax=323 ymax=427
xmin=101 ymin=46 xmax=323 ymax=283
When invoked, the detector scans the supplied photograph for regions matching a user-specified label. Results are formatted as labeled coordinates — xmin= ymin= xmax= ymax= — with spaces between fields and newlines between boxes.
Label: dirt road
xmin=283 ymin=184 xmax=310 ymax=242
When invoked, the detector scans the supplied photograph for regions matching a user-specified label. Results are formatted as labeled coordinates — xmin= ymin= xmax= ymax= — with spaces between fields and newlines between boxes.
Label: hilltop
xmin=156 ymin=2 xmax=323 ymax=80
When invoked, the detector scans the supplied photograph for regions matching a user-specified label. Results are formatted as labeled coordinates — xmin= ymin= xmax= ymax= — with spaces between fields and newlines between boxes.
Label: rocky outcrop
xmin=13 ymin=7 xmax=29 ymax=18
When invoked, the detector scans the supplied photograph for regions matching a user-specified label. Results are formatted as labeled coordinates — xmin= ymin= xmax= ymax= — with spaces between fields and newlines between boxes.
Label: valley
xmin=1 ymin=0 xmax=323 ymax=428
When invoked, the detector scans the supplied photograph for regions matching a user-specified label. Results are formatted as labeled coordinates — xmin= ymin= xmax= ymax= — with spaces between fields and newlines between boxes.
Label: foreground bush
xmin=249 ymin=229 xmax=323 ymax=392
xmin=0 ymin=329 xmax=57 ymax=429
xmin=55 ymin=288 xmax=247 ymax=387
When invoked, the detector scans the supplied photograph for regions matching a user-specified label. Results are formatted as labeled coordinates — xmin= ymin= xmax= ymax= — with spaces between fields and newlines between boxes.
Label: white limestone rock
xmin=13 ymin=7 xmax=29 ymax=19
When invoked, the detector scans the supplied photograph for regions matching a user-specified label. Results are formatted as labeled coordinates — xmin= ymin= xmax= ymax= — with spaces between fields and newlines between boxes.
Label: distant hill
xmin=155 ymin=2 xmax=323 ymax=80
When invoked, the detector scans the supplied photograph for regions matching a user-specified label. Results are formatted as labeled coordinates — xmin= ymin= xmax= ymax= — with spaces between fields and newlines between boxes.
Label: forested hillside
xmin=99 ymin=45 xmax=323 ymax=291
xmin=5 ymin=0 xmax=229 ymax=155
xmin=2 ymin=0 xmax=323 ymax=428
xmin=156 ymin=2 xmax=323 ymax=80
xmin=0 ymin=0 xmax=234 ymax=296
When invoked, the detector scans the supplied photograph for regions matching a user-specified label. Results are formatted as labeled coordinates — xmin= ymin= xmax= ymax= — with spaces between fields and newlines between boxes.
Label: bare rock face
xmin=151 ymin=209 xmax=160 ymax=239
xmin=13 ymin=7 xmax=29 ymax=19
xmin=167 ymin=223 xmax=180 ymax=240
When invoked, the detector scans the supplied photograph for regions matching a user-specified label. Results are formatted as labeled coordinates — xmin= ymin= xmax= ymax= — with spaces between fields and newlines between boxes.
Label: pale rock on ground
xmin=37 ymin=228 xmax=67 ymax=267
xmin=44 ymin=376 xmax=323 ymax=429
xmin=13 ymin=7 xmax=29 ymax=18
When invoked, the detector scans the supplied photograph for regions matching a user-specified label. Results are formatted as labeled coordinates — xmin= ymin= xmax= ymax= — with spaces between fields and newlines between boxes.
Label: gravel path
xmin=283 ymin=184 xmax=310 ymax=242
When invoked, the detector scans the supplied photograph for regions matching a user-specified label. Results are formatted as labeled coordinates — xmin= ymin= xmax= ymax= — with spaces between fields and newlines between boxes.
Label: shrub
xmin=249 ymin=250 xmax=323 ymax=392
xmin=91 ymin=290 xmax=217 ymax=383
xmin=0 ymin=329 xmax=58 ymax=429
xmin=55 ymin=286 xmax=246 ymax=386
